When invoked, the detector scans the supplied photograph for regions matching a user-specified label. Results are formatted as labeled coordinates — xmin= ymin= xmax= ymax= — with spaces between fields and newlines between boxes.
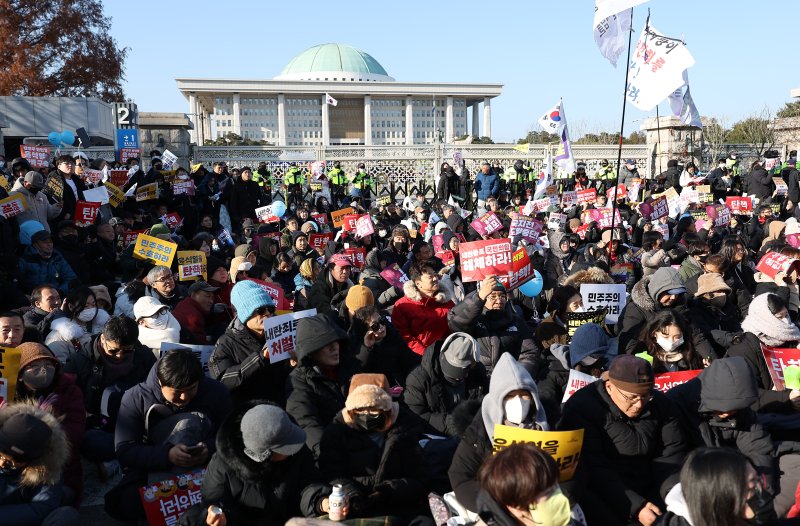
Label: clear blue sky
xmin=105 ymin=0 xmax=797 ymax=143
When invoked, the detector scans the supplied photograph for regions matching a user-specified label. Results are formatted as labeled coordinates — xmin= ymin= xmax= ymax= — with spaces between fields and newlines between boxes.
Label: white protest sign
xmin=561 ymin=191 xmax=577 ymax=208
xmin=561 ymin=369 xmax=599 ymax=403
xmin=547 ymin=212 xmax=567 ymax=231
xmin=83 ymin=186 xmax=110 ymax=205
xmin=160 ymin=150 xmax=178 ymax=170
xmin=580 ymin=283 xmax=627 ymax=324
xmin=264 ymin=309 xmax=317 ymax=364
xmin=160 ymin=342 xmax=215 ymax=376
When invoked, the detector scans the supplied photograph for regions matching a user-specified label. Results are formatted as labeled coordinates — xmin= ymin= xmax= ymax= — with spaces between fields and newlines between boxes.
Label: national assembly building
xmin=176 ymin=43 xmax=502 ymax=147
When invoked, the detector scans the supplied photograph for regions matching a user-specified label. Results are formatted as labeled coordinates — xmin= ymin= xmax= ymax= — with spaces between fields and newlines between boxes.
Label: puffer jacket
xmin=285 ymin=313 xmax=359 ymax=458
xmin=449 ymin=353 xmax=549 ymax=512
xmin=667 ymin=357 xmax=776 ymax=492
xmin=18 ymin=245 xmax=77 ymax=294
xmin=348 ymin=314 xmax=418 ymax=388
xmin=404 ymin=337 xmax=488 ymax=436
xmin=473 ymin=170 xmax=499 ymax=201
xmin=447 ymin=290 xmax=541 ymax=377
xmin=44 ymin=316 xmax=93 ymax=363
xmin=544 ymin=231 xmax=583 ymax=291
xmin=307 ymin=267 xmax=353 ymax=314
xmin=725 ymin=332 xmax=793 ymax=413
xmin=0 ymin=403 xmax=70 ymax=525
xmin=392 ymin=279 xmax=455 ymax=356
xmin=557 ymin=380 xmax=688 ymax=522
xmin=209 ymin=318 xmax=293 ymax=406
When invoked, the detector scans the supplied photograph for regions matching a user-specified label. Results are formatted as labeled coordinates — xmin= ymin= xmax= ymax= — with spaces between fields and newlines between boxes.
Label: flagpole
xmin=610 ymin=7 xmax=635 ymax=236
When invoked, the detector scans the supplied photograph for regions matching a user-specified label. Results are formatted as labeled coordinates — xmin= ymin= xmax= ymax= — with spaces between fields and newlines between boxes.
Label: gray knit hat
xmin=439 ymin=332 xmax=479 ymax=380
xmin=241 ymin=405 xmax=306 ymax=462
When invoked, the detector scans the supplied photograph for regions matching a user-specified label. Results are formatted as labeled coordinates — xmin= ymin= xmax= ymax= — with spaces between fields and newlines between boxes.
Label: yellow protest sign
xmin=0 ymin=194 xmax=28 ymax=219
xmin=493 ymin=424 xmax=584 ymax=482
xmin=331 ymin=207 xmax=355 ymax=228
xmin=0 ymin=347 xmax=22 ymax=404
xmin=136 ymin=183 xmax=159 ymax=202
xmin=105 ymin=182 xmax=126 ymax=208
xmin=132 ymin=233 xmax=177 ymax=267
xmin=0 ymin=176 xmax=9 ymax=192
xmin=177 ymin=251 xmax=207 ymax=281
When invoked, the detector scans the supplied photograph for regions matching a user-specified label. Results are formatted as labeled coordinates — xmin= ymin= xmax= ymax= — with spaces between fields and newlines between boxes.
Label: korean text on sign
xmin=756 ymin=252 xmax=798 ymax=280
xmin=0 ymin=195 xmax=27 ymax=219
xmin=132 ymin=233 xmax=177 ymax=267
xmin=459 ymin=239 xmax=513 ymax=283
xmin=497 ymin=248 xmax=535 ymax=290
xmin=177 ymin=251 xmax=207 ymax=281
xmin=264 ymin=309 xmax=317 ymax=364
xmin=580 ymin=284 xmax=627 ymax=324
xmin=470 ymin=212 xmax=503 ymax=236
xmin=139 ymin=469 xmax=205 ymax=526
xmin=492 ymin=425 xmax=584 ymax=482
xmin=509 ymin=216 xmax=543 ymax=244
xmin=761 ymin=347 xmax=800 ymax=391
xmin=20 ymin=145 xmax=51 ymax=169
xmin=74 ymin=201 xmax=100 ymax=227
xmin=654 ymin=370 xmax=702 ymax=393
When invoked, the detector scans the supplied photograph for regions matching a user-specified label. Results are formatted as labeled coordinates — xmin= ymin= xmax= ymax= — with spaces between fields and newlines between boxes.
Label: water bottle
xmin=328 ymin=484 xmax=346 ymax=521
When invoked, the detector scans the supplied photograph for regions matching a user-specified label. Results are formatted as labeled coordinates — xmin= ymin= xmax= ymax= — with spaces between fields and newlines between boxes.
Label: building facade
xmin=176 ymin=43 xmax=502 ymax=147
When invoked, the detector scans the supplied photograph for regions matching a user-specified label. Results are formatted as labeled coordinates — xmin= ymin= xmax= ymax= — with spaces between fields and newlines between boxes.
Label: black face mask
xmin=393 ymin=241 xmax=409 ymax=254
xmin=28 ymin=186 xmax=41 ymax=195
xmin=355 ymin=412 xmax=386 ymax=432
xmin=746 ymin=488 xmax=776 ymax=525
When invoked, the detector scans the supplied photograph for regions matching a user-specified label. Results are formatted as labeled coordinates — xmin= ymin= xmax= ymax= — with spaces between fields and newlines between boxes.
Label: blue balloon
xmin=60 ymin=130 xmax=75 ymax=146
xmin=47 ymin=131 xmax=61 ymax=146
xmin=271 ymin=200 xmax=287 ymax=218
xmin=519 ymin=270 xmax=544 ymax=298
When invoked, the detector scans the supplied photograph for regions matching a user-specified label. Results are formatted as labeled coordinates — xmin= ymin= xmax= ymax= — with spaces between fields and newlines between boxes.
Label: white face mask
xmin=147 ymin=311 xmax=171 ymax=330
xmin=781 ymin=317 xmax=792 ymax=326
xmin=504 ymin=396 xmax=531 ymax=425
xmin=573 ymin=305 xmax=585 ymax=313
xmin=378 ymin=230 xmax=387 ymax=237
xmin=656 ymin=336 xmax=683 ymax=353
xmin=78 ymin=307 xmax=98 ymax=322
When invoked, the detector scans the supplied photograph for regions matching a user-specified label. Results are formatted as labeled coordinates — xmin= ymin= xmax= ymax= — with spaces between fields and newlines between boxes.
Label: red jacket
xmin=172 ymin=296 xmax=211 ymax=344
xmin=392 ymin=280 xmax=454 ymax=355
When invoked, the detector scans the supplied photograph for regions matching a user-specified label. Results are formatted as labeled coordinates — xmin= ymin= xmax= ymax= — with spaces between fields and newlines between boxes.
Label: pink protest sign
xmin=470 ymin=212 xmax=503 ymax=236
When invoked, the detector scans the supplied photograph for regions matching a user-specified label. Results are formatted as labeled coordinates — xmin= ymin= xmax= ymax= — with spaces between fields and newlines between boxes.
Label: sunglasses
xmin=256 ymin=305 xmax=276 ymax=316
xmin=368 ymin=317 xmax=387 ymax=332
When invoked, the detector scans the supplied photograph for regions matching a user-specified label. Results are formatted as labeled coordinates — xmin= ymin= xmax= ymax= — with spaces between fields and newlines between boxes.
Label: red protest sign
xmin=756 ymin=252 xmax=799 ymax=280
xmin=355 ymin=215 xmax=374 ymax=237
xmin=470 ymin=211 xmax=503 ymax=237
xmin=341 ymin=214 xmax=360 ymax=232
xmin=308 ymin=232 xmax=333 ymax=249
xmin=654 ymin=370 xmax=702 ymax=393
xmin=762 ymin=346 xmax=800 ymax=390
xmin=725 ymin=196 xmax=753 ymax=214
xmin=246 ymin=278 xmax=288 ymax=311
xmin=311 ymin=213 xmax=328 ymax=225
xmin=459 ymin=238 xmax=513 ymax=283
xmin=574 ymin=224 xmax=590 ymax=240
xmin=432 ymin=234 xmax=445 ymax=253
xmin=162 ymin=212 xmax=182 ymax=229
xmin=139 ymin=469 xmax=205 ymax=526
xmin=498 ymin=247 xmax=535 ymax=290
xmin=344 ymin=247 xmax=366 ymax=270
xmin=109 ymin=169 xmax=129 ymax=188
xmin=122 ymin=229 xmax=146 ymax=248
xmin=20 ymin=145 xmax=50 ymax=169
xmin=605 ymin=184 xmax=627 ymax=201
xmin=74 ymin=200 xmax=100 ymax=227
xmin=577 ymin=188 xmax=597 ymax=205
xmin=119 ymin=148 xmax=141 ymax=164
xmin=439 ymin=250 xmax=455 ymax=265
xmin=254 ymin=204 xmax=280 ymax=223
xmin=787 ymin=234 xmax=800 ymax=249
xmin=83 ymin=169 xmax=103 ymax=185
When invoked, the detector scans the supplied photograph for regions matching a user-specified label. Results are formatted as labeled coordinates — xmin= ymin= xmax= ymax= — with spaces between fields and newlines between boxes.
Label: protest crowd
xmin=2 ymin=146 xmax=800 ymax=526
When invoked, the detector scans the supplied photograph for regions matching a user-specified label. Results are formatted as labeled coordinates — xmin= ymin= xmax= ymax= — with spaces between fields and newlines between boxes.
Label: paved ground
xmin=78 ymin=458 xmax=130 ymax=525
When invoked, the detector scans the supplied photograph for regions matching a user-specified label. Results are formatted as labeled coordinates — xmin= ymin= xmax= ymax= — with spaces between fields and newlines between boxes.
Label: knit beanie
xmin=695 ymin=273 xmax=731 ymax=297
xmin=149 ymin=223 xmax=170 ymax=236
xmin=569 ymin=323 xmax=610 ymax=368
xmin=299 ymin=258 xmax=315 ymax=280
xmin=345 ymin=285 xmax=374 ymax=312
xmin=17 ymin=342 xmax=60 ymax=372
xmin=240 ymin=405 xmax=306 ymax=463
xmin=230 ymin=280 xmax=274 ymax=323
xmin=18 ymin=220 xmax=46 ymax=246
xmin=439 ymin=332 xmax=479 ymax=380
xmin=698 ymin=357 xmax=759 ymax=413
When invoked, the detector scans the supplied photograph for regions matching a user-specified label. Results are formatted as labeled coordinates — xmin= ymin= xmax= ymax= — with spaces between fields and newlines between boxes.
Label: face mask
xmin=21 ymin=364 xmax=56 ymax=391
xmin=573 ymin=306 xmax=585 ymax=313
xmin=29 ymin=186 xmax=40 ymax=195
xmin=393 ymin=241 xmax=409 ymax=254
xmin=147 ymin=311 xmax=173 ymax=330
xmin=354 ymin=412 xmax=385 ymax=432
xmin=504 ymin=396 xmax=531 ymax=425
xmin=528 ymin=487 xmax=571 ymax=526
xmin=378 ymin=230 xmax=387 ymax=238
xmin=781 ymin=317 xmax=792 ymax=326
xmin=78 ymin=307 xmax=98 ymax=322
xmin=656 ymin=336 xmax=683 ymax=353
xmin=709 ymin=296 xmax=727 ymax=308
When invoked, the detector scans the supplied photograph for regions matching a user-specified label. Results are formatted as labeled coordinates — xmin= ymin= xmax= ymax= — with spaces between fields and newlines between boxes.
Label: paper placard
xmin=0 ymin=176 xmax=9 ymax=192
xmin=0 ymin=347 xmax=22 ymax=404
xmin=161 ymin=212 xmax=182 ymax=230
xmin=577 ymin=188 xmax=597 ymax=205
xmin=311 ymin=213 xmax=328 ymax=226
xmin=135 ymin=183 xmax=158 ymax=202
xmin=649 ymin=196 xmax=669 ymax=220
xmin=492 ymin=425 xmax=584 ymax=482
xmin=309 ymin=232 xmax=333 ymax=249
xmin=254 ymin=204 xmax=281 ymax=223
xmin=160 ymin=342 xmax=214 ymax=376
xmin=246 ymin=278 xmax=288 ymax=311
xmin=20 ymin=145 xmax=50 ymax=169
xmin=561 ymin=191 xmax=577 ymax=208
xmin=756 ymin=252 xmax=798 ymax=280
xmin=177 ymin=251 xmax=206 ymax=281
xmin=83 ymin=169 xmax=103 ymax=185
xmin=341 ymin=214 xmax=360 ymax=232
xmin=547 ymin=212 xmax=567 ymax=231
xmin=773 ymin=177 xmax=788 ymax=196
xmin=459 ymin=239 xmax=513 ymax=283
xmin=331 ymin=207 xmax=355 ymax=228
xmin=606 ymin=184 xmax=627 ymax=201
xmin=105 ymin=182 xmax=125 ymax=208
xmin=132 ymin=233 xmax=177 ymax=267
xmin=139 ymin=469 xmax=205 ymax=526
xmin=580 ymin=284 xmax=626 ymax=324
xmin=509 ymin=216 xmax=544 ymax=243
xmin=565 ymin=310 xmax=607 ymax=343
xmin=74 ymin=200 xmax=100 ymax=227
xmin=380 ymin=263 xmax=409 ymax=288
xmin=109 ymin=169 xmax=130 ymax=188
xmin=654 ymin=370 xmax=702 ymax=393
xmin=172 ymin=180 xmax=195 ymax=196
xmin=471 ymin=211 xmax=503 ymax=236
xmin=762 ymin=346 xmax=800 ymax=391
xmin=122 ymin=229 xmax=145 ymax=248
xmin=726 ymin=196 xmax=753 ymax=214
xmin=376 ymin=195 xmax=393 ymax=207
xmin=497 ymin=248 xmax=536 ymax=290
xmin=561 ymin=370 xmax=599 ymax=403
xmin=344 ymin=247 xmax=366 ymax=270
xmin=264 ymin=309 xmax=317 ymax=363
xmin=43 ymin=175 xmax=64 ymax=201
xmin=160 ymin=149 xmax=178 ymax=170
xmin=83 ymin=185 xmax=109 ymax=205
xmin=0 ymin=195 xmax=28 ymax=219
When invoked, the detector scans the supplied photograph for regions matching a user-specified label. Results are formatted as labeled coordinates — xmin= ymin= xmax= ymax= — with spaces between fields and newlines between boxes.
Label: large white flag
xmin=533 ymin=151 xmax=553 ymax=200
xmin=668 ymin=72 xmax=702 ymax=128
xmin=538 ymin=100 xmax=566 ymax=135
xmin=325 ymin=93 xmax=338 ymax=106
xmin=593 ymin=0 xmax=648 ymax=27
xmin=554 ymin=128 xmax=576 ymax=173
xmin=625 ymin=22 xmax=696 ymax=111
xmin=593 ymin=8 xmax=633 ymax=67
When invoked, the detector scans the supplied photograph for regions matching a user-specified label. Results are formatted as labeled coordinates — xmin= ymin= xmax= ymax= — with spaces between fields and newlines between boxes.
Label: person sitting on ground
xmin=307 ymin=254 xmax=354 ymax=314
xmin=534 ymin=285 xmax=582 ymax=354
xmin=22 ymin=285 xmax=60 ymax=333
xmin=143 ymin=265 xmax=187 ymax=311
xmin=133 ymin=296 xmax=182 ymax=355
xmin=18 ymin=229 xmax=77 ymax=294
xmin=393 ymin=262 xmax=455 ymax=356
xmin=172 ymin=280 xmax=220 ymax=345
xmin=634 ymin=310 xmax=707 ymax=373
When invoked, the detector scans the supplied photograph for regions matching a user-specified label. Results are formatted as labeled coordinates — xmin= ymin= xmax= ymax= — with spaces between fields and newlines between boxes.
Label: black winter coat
xmin=227 ymin=178 xmax=262 ymax=223
xmin=536 ymin=349 xmax=571 ymax=427
xmin=725 ymin=264 xmax=756 ymax=319
xmin=447 ymin=291 xmax=541 ymax=377
xmin=784 ymin=167 xmax=800 ymax=204
xmin=686 ymin=297 xmax=742 ymax=357
xmin=307 ymin=268 xmax=351 ymax=314
xmin=557 ymin=381 xmax=688 ymax=521
xmin=748 ymin=165 xmax=774 ymax=200
xmin=209 ymin=319 xmax=292 ymax=406
xmin=725 ymin=332 xmax=793 ymax=413
xmin=404 ymin=340 xmax=488 ymax=436
xmin=349 ymin=316 xmax=419 ymax=388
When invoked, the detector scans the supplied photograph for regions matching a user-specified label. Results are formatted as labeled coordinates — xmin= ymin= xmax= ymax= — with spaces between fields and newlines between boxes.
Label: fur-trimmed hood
xmin=563 ymin=266 xmax=614 ymax=288
xmin=630 ymin=275 xmax=658 ymax=312
xmin=402 ymin=279 xmax=453 ymax=304
xmin=548 ymin=231 xmax=570 ymax=259
xmin=46 ymin=317 xmax=87 ymax=342
xmin=0 ymin=401 xmax=69 ymax=486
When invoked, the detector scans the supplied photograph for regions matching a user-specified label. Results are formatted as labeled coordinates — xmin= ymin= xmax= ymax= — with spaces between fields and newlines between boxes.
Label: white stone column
xmin=472 ymin=102 xmax=480 ymax=137
xmin=321 ymin=94 xmax=330 ymax=146
xmin=277 ymin=94 xmax=287 ymax=147
xmin=201 ymin=107 xmax=210 ymax=145
xmin=405 ymin=96 xmax=413 ymax=145
xmin=232 ymin=93 xmax=241 ymax=136
xmin=188 ymin=93 xmax=198 ymax=143
xmin=364 ymin=95 xmax=372 ymax=146
xmin=445 ymin=96 xmax=454 ymax=144
xmin=483 ymin=97 xmax=492 ymax=139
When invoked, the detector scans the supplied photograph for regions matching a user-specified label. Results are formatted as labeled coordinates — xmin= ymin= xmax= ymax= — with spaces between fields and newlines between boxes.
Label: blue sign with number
xmin=117 ymin=129 xmax=139 ymax=149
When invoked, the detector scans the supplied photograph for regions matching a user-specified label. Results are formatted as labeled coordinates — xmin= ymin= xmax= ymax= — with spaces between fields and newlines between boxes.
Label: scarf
xmin=137 ymin=313 xmax=181 ymax=354
xmin=741 ymin=294 xmax=800 ymax=346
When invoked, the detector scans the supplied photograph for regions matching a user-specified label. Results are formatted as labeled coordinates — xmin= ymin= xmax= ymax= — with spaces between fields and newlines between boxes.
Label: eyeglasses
xmin=368 ymin=318 xmax=387 ymax=332
xmin=486 ymin=293 xmax=507 ymax=302
xmin=613 ymin=384 xmax=652 ymax=405
xmin=256 ymin=305 xmax=276 ymax=317
xmin=153 ymin=275 xmax=175 ymax=284
xmin=105 ymin=346 xmax=135 ymax=357
xmin=59 ymin=161 xmax=74 ymax=166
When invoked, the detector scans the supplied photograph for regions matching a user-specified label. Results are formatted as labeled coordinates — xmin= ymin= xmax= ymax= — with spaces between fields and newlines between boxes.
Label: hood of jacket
xmin=402 ymin=278 xmax=453 ymax=304
xmin=46 ymin=316 xmax=88 ymax=342
xmin=548 ymin=231 xmax=570 ymax=259
xmin=664 ymin=484 xmax=694 ymax=526
xmin=563 ymin=266 xmax=614 ymax=287
xmin=630 ymin=275 xmax=658 ymax=312
xmin=481 ymin=353 xmax=548 ymax=439
xmin=0 ymin=401 xmax=69 ymax=486
xmin=446 ymin=213 xmax=467 ymax=234
xmin=698 ymin=357 xmax=759 ymax=413
xmin=294 ymin=313 xmax=349 ymax=364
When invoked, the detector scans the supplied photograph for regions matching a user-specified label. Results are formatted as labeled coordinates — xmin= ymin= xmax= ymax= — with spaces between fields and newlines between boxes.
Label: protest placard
xmin=82 ymin=168 xmax=103 ymax=186
xmin=331 ymin=207 xmax=355 ymax=228
xmin=509 ymin=216 xmax=544 ymax=244
xmin=311 ymin=213 xmax=328 ymax=226
xmin=459 ymin=239 xmax=513 ymax=283
xmin=654 ymin=370 xmax=702 ymax=393
xmin=787 ymin=234 xmax=800 ymax=249
xmin=264 ymin=309 xmax=317 ymax=364
xmin=606 ymin=184 xmax=627 ymax=201
xmin=726 ymin=196 xmax=753 ymax=214
xmin=74 ymin=200 xmax=100 ymax=227
xmin=0 ymin=176 xmax=9 ymax=192
xmin=132 ymin=233 xmax=177 ymax=267
xmin=139 ymin=469 xmax=205 ymax=526
xmin=653 ymin=222 xmax=670 ymax=240
xmin=122 ymin=229 xmax=145 ymax=248
xmin=354 ymin=215 xmax=374 ymax=238
xmin=246 ymin=278 xmax=288 ymax=311
xmin=761 ymin=347 xmax=800 ymax=391
xmin=0 ymin=347 xmax=22 ymax=404
xmin=547 ymin=212 xmax=567 ymax=231
xmin=756 ymin=252 xmax=798 ymax=280
xmin=104 ymin=182 xmax=125 ymax=208
xmin=471 ymin=211 xmax=504 ymax=237
xmin=172 ymin=180 xmax=195 ymax=196
xmin=497 ymin=248 xmax=536 ymax=290
xmin=531 ymin=197 xmax=554 ymax=213
xmin=577 ymin=188 xmax=597 ymax=205
xmin=309 ymin=232 xmax=333 ymax=249
xmin=649 ymin=196 xmax=669 ymax=220
xmin=545 ymin=185 xmax=558 ymax=197
xmin=119 ymin=148 xmax=140 ymax=164
xmin=561 ymin=191 xmax=577 ymax=208
xmin=706 ymin=204 xmax=731 ymax=227
xmin=160 ymin=342 xmax=214 ymax=376
xmin=340 ymin=214 xmax=360 ymax=232
xmin=773 ymin=177 xmax=788 ymax=196
xmin=561 ymin=370 xmax=598 ymax=403
xmin=0 ymin=195 xmax=27 ymax=219
xmin=136 ymin=183 xmax=158 ymax=202
xmin=162 ymin=212 xmax=182 ymax=230
xmin=380 ymin=263 xmax=409 ymax=288
xmin=160 ymin=149 xmax=178 ymax=170
xmin=177 ymin=251 xmax=206 ymax=281
xmin=565 ymin=310 xmax=607 ymax=342
xmin=492 ymin=425 xmax=584 ymax=482
xmin=439 ymin=250 xmax=455 ymax=266
xmin=20 ymin=145 xmax=50 ymax=169
xmin=254 ymin=204 xmax=281 ymax=223
xmin=344 ymin=247 xmax=366 ymax=270
xmin=309 ymin=182 xmax=323 ymax=192
xmin=580 ymin=284 xmax=626 ymax=324
xmin=109 ymin=169 xmax=130 ymax=188
xmin=574 ymin=224 xmax=590 ymax=240
xmin=376 ymin=195 xmax=393 ymax=207
xmin=83 ymin=186 xmax=109 ymax=206
xmin=43 ymin=175 xmax=64 ymax=201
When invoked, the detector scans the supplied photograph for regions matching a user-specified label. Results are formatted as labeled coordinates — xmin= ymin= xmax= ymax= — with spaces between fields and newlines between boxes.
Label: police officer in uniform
xmin=327 ymin=161 xmax=348 ymax=208
xmin=283 ymin=164 xmax=305 ymax=208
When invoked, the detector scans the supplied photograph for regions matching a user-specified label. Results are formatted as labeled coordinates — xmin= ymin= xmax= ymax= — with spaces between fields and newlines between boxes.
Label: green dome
xmin=276 ymin=43 xmax=394 ymax=81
